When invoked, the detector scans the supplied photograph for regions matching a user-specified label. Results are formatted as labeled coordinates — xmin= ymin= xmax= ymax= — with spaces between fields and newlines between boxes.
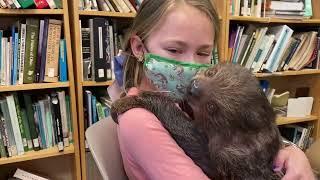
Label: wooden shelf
xmin=0 ymin=82 xmax=70 ymax=92
xmin=82 ymin=81 xmax=113 ymax=87
xmin=276 ymin=116 xmax=318 ymax=125
xmin=254 ymin=69 xmax=320 ymax=78
xmin=78 ymin=10 xmax=136 ymax=18
xmin=229 ymin=16 xmax=320 ymax=24
xmin=0 ymin=9 xmax=64 ymax=15
xmin=0 ymin=144 xmax=75 ymax=165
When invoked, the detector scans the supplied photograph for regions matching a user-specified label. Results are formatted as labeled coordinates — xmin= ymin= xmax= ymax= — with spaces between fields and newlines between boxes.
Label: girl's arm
xmin=117 ymin=107 xmax=210 ymax=180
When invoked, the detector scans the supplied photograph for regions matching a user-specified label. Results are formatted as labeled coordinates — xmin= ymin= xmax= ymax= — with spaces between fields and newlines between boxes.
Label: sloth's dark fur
xmin=111 ymin=63 xmax=283 ymax=180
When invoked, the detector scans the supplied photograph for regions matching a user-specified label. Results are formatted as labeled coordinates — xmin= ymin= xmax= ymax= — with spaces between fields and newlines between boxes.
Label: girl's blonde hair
xmin=123 ymin=0 xmax=220 ymax=90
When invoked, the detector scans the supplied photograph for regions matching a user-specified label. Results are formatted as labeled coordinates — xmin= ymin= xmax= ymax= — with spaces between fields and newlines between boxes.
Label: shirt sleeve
xmin=117 ymin=108 xmax=210 ymax=180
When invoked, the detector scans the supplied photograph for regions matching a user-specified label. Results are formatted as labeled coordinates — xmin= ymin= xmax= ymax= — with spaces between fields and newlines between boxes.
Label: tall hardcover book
xmin=13 ymin=93 xmax=28 ymax=152
xmin=18 ymin=24 xmax=26 ymax=85
xmin=23 ymin=94 xmax=40 ymax=151
xmin=57 ymin=91 xmax=69 ymax=147
xmin=92 ymin=18 xmax=108 ymax=82
xmin=17 ymin=0 xmax=34 ymax=8
xmin=40 ymin=18 xmax=49 ymax=82
xmin=50 ymin=92 xmax=64 ymax=151
xmin=59 ymin=39 xmax=67 ymax=82
xmin=0 ymin=116 xmax=8 ymax=157
xmin=44 ymin=19 xmax=62 ymax=82
xmin=35 ymin=20 xmax=45 ymax=83
xmin=34 ymin=0 xmax=49 ymax=9
xmin=23 ymin=18 xmax=39 ymax=84
xmin=81 ymin=28 xmax=91 ymax=81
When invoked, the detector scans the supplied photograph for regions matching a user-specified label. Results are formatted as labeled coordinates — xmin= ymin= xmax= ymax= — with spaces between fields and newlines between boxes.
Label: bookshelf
xmin=0 ymin=0 xmax=81 ymax=180
xmin=225 ymin=0 xmax=320 ymax=141
xmin=69 ymin=0 xmax=225 ymax=179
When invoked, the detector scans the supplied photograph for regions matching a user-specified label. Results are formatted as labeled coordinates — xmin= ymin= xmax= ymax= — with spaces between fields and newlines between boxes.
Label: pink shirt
xmin=117 ymin=107 xmax=210 ymax=180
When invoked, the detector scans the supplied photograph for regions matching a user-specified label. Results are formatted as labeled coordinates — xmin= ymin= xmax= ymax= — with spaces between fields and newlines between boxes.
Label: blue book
xmin=91 ymin=95 xmax=98 ymax=124
xmin=13 ymin=32 xmax=19 ymax=85
xmin=59 ymin=39 xmax=68 ymax=82
xmin=35 ymin=103 xmax=47 ymax=149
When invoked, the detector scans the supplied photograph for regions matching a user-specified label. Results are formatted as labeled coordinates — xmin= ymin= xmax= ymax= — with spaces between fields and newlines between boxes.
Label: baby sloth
xmin=111 ymin=63 xmax=282 ymax=180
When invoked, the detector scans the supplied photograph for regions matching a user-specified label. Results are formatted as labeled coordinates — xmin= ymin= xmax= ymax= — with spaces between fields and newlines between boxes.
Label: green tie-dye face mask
xmin=143 ymin=53 xmax=211 ymax=100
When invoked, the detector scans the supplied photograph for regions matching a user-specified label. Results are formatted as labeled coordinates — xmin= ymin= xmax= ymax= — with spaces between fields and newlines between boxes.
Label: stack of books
xmin=230 ymin=0 xmax=313 ymax=19
xmin=0 ymin=0 xmax=62 ymax=9
xmin=0 ymin=18 xmax=67 ymax=86
xmin=0 ymin=91 xmax=73 ymax=158
xmin=79 ymin=0 xmax=142 ymax=12
xmin=80 ymin=18 xmax=123 ymax=82
xmin=229 ymin=24 xmax=320 ymax=72
xmin=84 ymin=90 xmax=111 ymax=129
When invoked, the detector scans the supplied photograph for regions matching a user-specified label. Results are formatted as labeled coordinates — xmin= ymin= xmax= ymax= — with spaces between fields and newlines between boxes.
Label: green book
xmin=54 ymin=0 xmax=62 ymax=8
xmin=21 ymin=109 xmax=33 ymax=151
xmin=96 ymin=102 xmax=105 ymax=121
xmin=0 ymin=116 xmax=7 ymax=157
xmin=23 ymin=18 xmax=39 ymax=84
xmin=23 ymin=94 xmax=40 ymax=151
xmin=304 ymin=0 xmax=313 ymax=18
xmin=65 ymin=96 xmax=73 ymax=143
xmin=13 ymin=94 xmax=28 ymax=152
xmin=17 ymin=0 xmax=35 ymax=9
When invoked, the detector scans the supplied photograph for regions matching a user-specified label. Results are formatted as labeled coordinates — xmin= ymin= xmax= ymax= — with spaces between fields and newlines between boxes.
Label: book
xmin=59 ymin=39 xmax=67 ymax=82
xmin=50 ymin=92 xmax=64 ymax=151
xmin=23 ymin=18 xmax=39 ymax=84
xmin=13 ymin=168 xmax=49 ymax=180
xmin=18 ymin=24 xmax=26 ymax=85
xmin=44 ymin=19 xmax=62 ymax=82
xmin=40 ymin=18 xmax=49 ymax=82
xmin=57 ymin=91 xmax=69 ymax=147
xmin=17 ymin=0 xmax=34 ymax=8
xmin=35 ymin=19 xmax=45 ymax=83
xmin=81 ymin=28 xmax=91 ymax=81
xmin=34 ymin=0 xmax=49 ymax=9
xmin=13 ymin=93 xmax=28 ymax=152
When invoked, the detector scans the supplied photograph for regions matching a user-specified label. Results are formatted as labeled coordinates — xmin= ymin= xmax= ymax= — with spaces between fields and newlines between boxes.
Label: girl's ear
xmin=130 ymin=35 xmax=147 ymax=58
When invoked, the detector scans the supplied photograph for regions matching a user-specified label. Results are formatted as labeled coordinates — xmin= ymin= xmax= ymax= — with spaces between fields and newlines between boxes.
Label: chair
xmin=85 ymin=117 xmax=128 ymax=180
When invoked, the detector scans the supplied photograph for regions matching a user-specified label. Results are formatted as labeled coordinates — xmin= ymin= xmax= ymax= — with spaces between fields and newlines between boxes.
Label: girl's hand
xmin=273 ymin=145 xmax=315 ymax=180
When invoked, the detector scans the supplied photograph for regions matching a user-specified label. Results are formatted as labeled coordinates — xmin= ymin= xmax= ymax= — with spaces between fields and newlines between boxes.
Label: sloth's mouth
xmin=179 ymin=100 xmax=195 ymax=120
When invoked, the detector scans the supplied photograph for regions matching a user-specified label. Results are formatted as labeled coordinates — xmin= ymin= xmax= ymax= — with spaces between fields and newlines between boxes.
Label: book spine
xmin=104 ymin=20 xmax=112 ymax=80
xmin=57 ymin=91 xmax=69 ymax=147
xmin=12 ymin=31 xmax=19 ymax=85
xmin=21 ymin=108 xmax=33 ymax=150
xmin=44 ymin=19 xmax=62 ymax=82
xmin=6 ymin=95 xmax=24 ymax=155
xmin=13 ymin=94 xmax=28 ymax=152
xmin=53 ymin=0 xmax=61 ymax=8
xmin=0 ymin=116 xmax=8 ymax=157
xmin=12 ymin=0 xmax=20 ymax=8
xmin=46 ymin=0 xmax=56 ymax=9
xmin=18 ymin=24 xmax=26 ymax=85
xmin=65 ymin=95 xmax=73 ymax=143
xmin=35 ymin=20 xmax=44 ymax=83
xmin=33 ymin=103 xmax=44 ymax=149
xmin=23 ymin=18 xmax=39 ymax=84
xmin=91 ymin=95 xmax=97 ymax=124
xmin=93 ymin=18 xmax=108 ymax=82
xmin=81 ymin=28 xmax=91 ymax=81
xmin=23 ymin=94 xmax=40 ymax=151
xmin=51 ymin=92 xmax=64 ymax=151
xmin=89 ymin=19 xmax=95 ymax=81
xmin=59 ymin=39 xmax=67 ymax=82
xmin=0 ymin=31 xmax=2 ymax=85
xmin=108 ymin=25 xmax=115 ymax=80
xmin=34 ymin=0 xmax=49 ymax=9
xmin=123 ymin=0 xmax=136 ymax=13
xmin=0 ymin=100 xmax=17 ymax=156
xmin=40 ymin=18 xmax=49 ymax=82
xmin=17 ymin=0 xmax=34 ymax=8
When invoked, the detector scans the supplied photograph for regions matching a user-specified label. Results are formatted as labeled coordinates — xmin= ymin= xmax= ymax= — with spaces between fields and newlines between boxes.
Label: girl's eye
xmin=197 ymin=52 xmax=210 ymax=57
xmin=166 ymin=48 xmax=181 ymax=54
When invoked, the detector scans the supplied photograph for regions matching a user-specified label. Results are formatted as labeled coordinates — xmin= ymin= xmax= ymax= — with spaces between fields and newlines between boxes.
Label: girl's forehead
xmin=148 ymin=4 xmax=214 ymax=45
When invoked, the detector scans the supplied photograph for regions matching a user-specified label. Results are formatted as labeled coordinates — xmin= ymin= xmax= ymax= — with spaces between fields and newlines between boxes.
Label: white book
xmin=109 ymin=25 xmax=115 ymax=80
xmin=46 ymin=0 xmax=56 ymax=9
xmin=123 ymin=0 xmax=136 ymax=13
xmin=252 ymin=35 xmax=275 ymax=72
xmin=7 ymin=40 xmax=11 ymax=85
xmin=6 ymin=95 xmax=24 ymax=155
xmin=255 ymin=0 xmax=262 ymax=17
xmin=116 ymin=0 xmax=130 ymax=12
xmin=110 ymin=0 xmax=124 ymax=12
xmin=0 ymin=0 xmax=7 ymax=8
xmin=105 ymin=0 xmax=115 ymax=12
xmin=14 ymin=168 xmax=49 ymax=180
xmin=96 ymin=0 xmax=110 ymax=11
xmin=12 ymin=0 xmax=20 ymax=8
xmin=58 ymin=91 xmax=69 ymax=147
xmin=264 ymin=25 xmax=293 ymax=72
xmin=91 ymin=0 xmax=98 ymax=10
xmin=245 ymin=27 xmax=268 ymax=69
xmin=1 ymin=38 xmax=7 ymax=85
xmin=18 ymin=24 xmax=26 ymax=85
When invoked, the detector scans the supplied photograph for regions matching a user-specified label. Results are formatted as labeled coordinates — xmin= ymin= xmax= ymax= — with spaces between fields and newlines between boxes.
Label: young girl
xmin=107 ymin=0 xmax=315 ymax=179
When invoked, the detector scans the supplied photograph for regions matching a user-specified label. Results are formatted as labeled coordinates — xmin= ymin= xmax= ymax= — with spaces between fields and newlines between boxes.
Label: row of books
xmin=80 ymin=18 xmax=120 ymax=82
xmin=230 ymin=0 xmax=313 ymax=19
xmin=229 ymin=24 xmax=320 ymax=72
xmin=0 ymin=91 xmax=73 ymax=158
xmin=0 ymin=0 xmax=62 ymax=9
xmin=0 ymin=18 xmax=67 ymax=86
xmin=9 ymin=168 xmax=49 ymax=180
xmin=79 ymin=0 xmax=141 ymax=13
xmin=279 ymin=124 xmax=314 ymax=151
xmin=84 ymin=90 xmax=111 ymax=129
